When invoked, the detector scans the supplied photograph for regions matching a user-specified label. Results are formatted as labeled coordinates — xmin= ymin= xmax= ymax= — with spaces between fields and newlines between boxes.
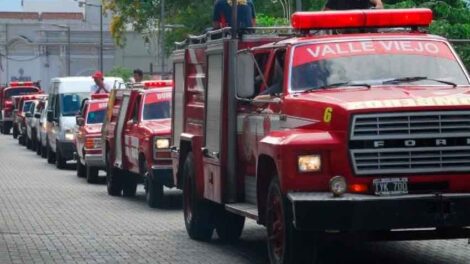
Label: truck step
xmin=225 ymin=203 xmax=258 ymax=221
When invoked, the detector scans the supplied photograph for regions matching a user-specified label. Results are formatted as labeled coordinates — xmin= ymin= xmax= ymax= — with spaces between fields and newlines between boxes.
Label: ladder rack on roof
xmin=174 ymin=26 xmax=295 ymax=49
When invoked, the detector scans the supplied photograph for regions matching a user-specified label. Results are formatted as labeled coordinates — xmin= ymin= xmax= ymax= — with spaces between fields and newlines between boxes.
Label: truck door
xmin=124 ymin=94 xmax=141 ymax=172
xmin=238 ymin=49 xmax=286 ymax=205
xmin=114 ymin=93 xmax=131 ymax=169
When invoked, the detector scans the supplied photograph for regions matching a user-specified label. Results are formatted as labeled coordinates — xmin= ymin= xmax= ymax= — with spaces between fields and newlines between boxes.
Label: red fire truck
xmin=75 ymin=94 xmax=109 ymax=183
xmin=0 ymin=81 xmax=41 ymax=134
xmin=103 ymin=80 xmax=173 ymax=207
xmin=171 ymin=9 xmax=470 ymax=264
xmin=12 ymin=93 xmax=44 ymax=145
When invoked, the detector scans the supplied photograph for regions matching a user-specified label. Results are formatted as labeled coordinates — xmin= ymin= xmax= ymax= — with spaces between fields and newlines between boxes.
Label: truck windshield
xmin=22 ymin=101 xmax=33 ymax=112
xmin=290 ymin=40 xmax=470 ymax=91
xmin=60 ymin=93 xmax=89 ymax=116
xmin=87 ymin=110 xmax=106 ymax=124
xmin=5 ymin=88 xmax=38 ymax=98
xmin=143 ymin=92 xmax=171 ymax=120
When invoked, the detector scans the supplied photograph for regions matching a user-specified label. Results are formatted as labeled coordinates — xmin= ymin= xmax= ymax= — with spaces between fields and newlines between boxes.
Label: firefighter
xmin=212 ymin=0 xmax=256 ymax=30
xmin=323 ymin=0 xmax=383 ymax=10
xmin=133 ymin=69 xmax=144 ymax=83
xmin=90 ymin=71 xmax=110 ymax=94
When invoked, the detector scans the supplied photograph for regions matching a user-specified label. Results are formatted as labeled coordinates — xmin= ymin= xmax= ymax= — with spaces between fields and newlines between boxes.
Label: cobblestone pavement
xmin=0 ymin=134 xmax=470 ymax=264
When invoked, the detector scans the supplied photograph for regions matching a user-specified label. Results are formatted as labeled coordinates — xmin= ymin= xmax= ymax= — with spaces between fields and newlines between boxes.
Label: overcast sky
xmin=0 ymin=0 xmax=21 ymax=11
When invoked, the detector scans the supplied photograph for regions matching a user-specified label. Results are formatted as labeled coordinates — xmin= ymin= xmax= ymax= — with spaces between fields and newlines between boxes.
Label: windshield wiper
xmin=301 ymin=81 xmax=371 ymax=93
xmin=382 ymin=76 xmax=457 ymax=88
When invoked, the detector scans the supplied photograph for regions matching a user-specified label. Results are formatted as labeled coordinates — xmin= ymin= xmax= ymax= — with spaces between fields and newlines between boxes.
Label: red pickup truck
xmin=103 ymin=80 xmax=173 ymax=207
xmin=0 ymin=81 xmax=41 ymax=134
xmin=75 ymin=94 xmax=109 ymax=183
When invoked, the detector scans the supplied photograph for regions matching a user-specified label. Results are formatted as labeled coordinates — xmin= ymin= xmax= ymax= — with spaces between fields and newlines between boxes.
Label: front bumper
xmin=84 ymin=153 xmax=105 ymax=168
xmin=57 ymin=141 xmax=76 ymax=160
xmin=288 ymin=192 xmax=470 ymax=232
xmin=150 ymin=165 xmax=173 ymax=187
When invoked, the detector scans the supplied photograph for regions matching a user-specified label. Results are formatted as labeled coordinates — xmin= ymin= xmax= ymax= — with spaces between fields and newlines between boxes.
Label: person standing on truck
xmin=212 ymin=0 xmax=256 ymax=30
xmin=133 ymin=69 xmax=144 ymax=83
xmin=323 ymin=0 xmax=383 ymax=10
xmin=90 ymin=71 xmax=110 ymax=94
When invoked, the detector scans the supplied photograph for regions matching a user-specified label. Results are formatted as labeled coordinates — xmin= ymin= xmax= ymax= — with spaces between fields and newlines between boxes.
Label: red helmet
xmin=92 ymin=71 xmax=104 ymax=79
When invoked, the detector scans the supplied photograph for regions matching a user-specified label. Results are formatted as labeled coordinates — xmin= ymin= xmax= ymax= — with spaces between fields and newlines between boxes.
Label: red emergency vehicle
xmin=171 ymin=9 xmax=470 ymax=264
xmin=0 ymin=81 xmax=41 ymax=134
xmin=103 ymin=80 xmax=173 ymax=207
xmin=75 ymin=94 xmax=109 ymax=183
xmin=12 ymin=93 xmax=44 ymax=145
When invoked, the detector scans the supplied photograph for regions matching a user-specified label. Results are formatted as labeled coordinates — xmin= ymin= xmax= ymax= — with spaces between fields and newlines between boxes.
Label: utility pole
xmin=296 ymin=0 xmax=302 ymax=11
xmin=99 ymin=4 xmax=103 ymax=72
xmin=67 ymin=26 xmax=71 ymax=75
xmin=160 ymin=0 xmax=165 ymax=74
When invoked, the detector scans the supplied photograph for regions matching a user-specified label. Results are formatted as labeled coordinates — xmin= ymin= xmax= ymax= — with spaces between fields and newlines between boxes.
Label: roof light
xmin=291 ymin=8 xmax=432 ymax=30
xmin=143 ymin=80 xmax=173 ymax=88
xmin=9 ymin=81 xmax=34 ymax=87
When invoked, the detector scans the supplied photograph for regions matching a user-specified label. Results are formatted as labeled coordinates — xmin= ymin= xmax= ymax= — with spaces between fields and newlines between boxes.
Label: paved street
xmin=1 ymin=134 xmax=470 ymax=264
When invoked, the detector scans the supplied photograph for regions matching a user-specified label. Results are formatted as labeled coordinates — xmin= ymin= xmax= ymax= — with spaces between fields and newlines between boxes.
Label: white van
xmin=46 ymin=76 xmax=123 ymax=169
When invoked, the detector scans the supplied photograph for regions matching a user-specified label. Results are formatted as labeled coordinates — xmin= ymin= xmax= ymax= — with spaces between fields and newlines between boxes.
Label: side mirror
xmin=25 ymin=112 xmax=32 ymax=118
xmin=46 ymin=110 xmax=53 ymax=122
xmin=76 ymin=116 xmax=85 ymax=126
xmin=34 ymin=113 xmax=41 ymax=118
xmin=236 ymin=53 xmax=255 ymax=98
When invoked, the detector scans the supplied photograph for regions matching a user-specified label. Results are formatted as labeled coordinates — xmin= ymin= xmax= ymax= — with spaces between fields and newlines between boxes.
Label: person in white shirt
xmin=90 ymin=71 xmax=111 ymax=94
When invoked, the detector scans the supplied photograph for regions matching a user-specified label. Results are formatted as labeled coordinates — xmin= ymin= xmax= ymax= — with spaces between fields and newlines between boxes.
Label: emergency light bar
xmin=9 ymin=81 xmax=34 ymax=87
xmin=143 ymin=80 xmax=173 ymax=88
xmin=291 ymin=8 xmax=433 ymax=30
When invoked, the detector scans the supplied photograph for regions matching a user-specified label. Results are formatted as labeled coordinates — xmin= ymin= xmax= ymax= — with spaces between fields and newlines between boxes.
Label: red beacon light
xmin=91 ymin=93 xmax=109 ymax=100
xmin=9 ymin=81 xmax=34 ymax=87
xmin=291 ymin=8 xmax=433 ymax=30
xmin=143 ymin=80 xmax=173 ymax=89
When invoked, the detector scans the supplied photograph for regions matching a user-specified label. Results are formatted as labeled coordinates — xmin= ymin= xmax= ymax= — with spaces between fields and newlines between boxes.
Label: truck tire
xmin=41 ymin=145 xmax=47 ymax=158
xmin=1 ymin=124 xmax=10 ymax=135
xmin=106 ymin=151 xmax=123 ymax=196
xmin=26 ymin=136 xmax=32 ymax=150
xmin=182 ymin=152 xmax=214 ymax=241
xmin=36 ymin=140 xmax=41 ymax=155
xmin=55 ymin=147 xmax=66 ymax=169
xmin=12 ymin=125 xmax=18 ymax=139
xmin=266 ymin=178 xmax=318 ymax=264
xmin=76 ymin=159 xmax=86 ymax=178
xmin=215 ymin=209 xmax=245 ymax=242
xmin=122 ymin=174 xmax=137 ymax=197
xmin=19 ymin=135 xmax=25 ymax=145
xmin=146 ymin=173 xmax=164 ymax=208
xmin=47 ymin=143 xmax=56 ymax=164
xmin=86 ymin=165 xmax=99 ymax=184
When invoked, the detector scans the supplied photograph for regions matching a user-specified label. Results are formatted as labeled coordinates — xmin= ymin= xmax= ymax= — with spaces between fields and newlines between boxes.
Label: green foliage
xmin=104 ymin=0 xmax=470 ymax=70
xmin=107 ymin=66 xmax=133 ymax=82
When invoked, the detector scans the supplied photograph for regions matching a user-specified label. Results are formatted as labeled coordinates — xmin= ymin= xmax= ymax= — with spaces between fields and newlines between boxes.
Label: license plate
xmin=373 ymin=178 xmax=408 ymax=196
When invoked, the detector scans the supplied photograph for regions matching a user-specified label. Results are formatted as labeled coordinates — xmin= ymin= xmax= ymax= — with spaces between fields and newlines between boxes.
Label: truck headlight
xmin=65 ymin=130 xmax=75 ymax=141
xmin=298 ymin=155 xmax=321 ymax=172
xmin=154 ymin=138 xmax=170 ymax=149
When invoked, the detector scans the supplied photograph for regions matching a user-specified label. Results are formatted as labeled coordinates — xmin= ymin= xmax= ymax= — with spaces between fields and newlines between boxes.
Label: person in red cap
xmin=91 ymin=71 xmax=110 ymax=94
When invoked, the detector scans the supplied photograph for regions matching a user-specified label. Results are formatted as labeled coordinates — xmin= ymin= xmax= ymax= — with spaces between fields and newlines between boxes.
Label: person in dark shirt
xmin=213 ymin=0 xmax=256 ymax=30
xmin=323 ymin=0 xmax=383 ymax=10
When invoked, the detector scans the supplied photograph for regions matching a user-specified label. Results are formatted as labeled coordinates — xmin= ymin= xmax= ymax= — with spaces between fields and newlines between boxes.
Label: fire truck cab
xmin=75 ymin=93 xmax=109 ymax=183
xmin=171 ymin=9 xmax=470 ymax=264
xmin=0 ymin=81 xmax=41 ymax=135
xmin=103 ymin=80 xmax=173 ymax=208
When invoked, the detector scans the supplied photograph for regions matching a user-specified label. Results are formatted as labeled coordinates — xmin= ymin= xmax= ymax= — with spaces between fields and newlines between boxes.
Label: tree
xmin=104 ymin=0 xmax=470 ymax=68
xmin=107 ymin=66 xmax=133 ymax=82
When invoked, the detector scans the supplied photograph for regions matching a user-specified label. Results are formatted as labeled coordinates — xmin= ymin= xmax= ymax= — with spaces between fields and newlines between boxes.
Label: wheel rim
xmin=183 ymin=174 xmax=193 ymax=225
xmin=267 ymin=191 xmax=284 ymax=262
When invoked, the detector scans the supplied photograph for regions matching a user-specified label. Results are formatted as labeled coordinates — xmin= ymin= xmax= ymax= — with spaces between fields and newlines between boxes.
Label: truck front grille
xmin=350 ymin=111 xmax=470 ymax=175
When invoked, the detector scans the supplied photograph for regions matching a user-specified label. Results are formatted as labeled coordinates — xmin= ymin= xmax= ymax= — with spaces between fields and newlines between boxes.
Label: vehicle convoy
xmin=74 ymin=94 xmax=109 ymax=183
xmin=103 ymin=80 xmax=173 ymax=207
xmin=46 ymin=77 xmax=122 ymax=169
xmin=170 ymin=9 xmax=470 ymax=264
xmin=12 ymin=94 xmax=44 ymax=145
xmin=0 ymin=81 xmax=42 ymax=135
